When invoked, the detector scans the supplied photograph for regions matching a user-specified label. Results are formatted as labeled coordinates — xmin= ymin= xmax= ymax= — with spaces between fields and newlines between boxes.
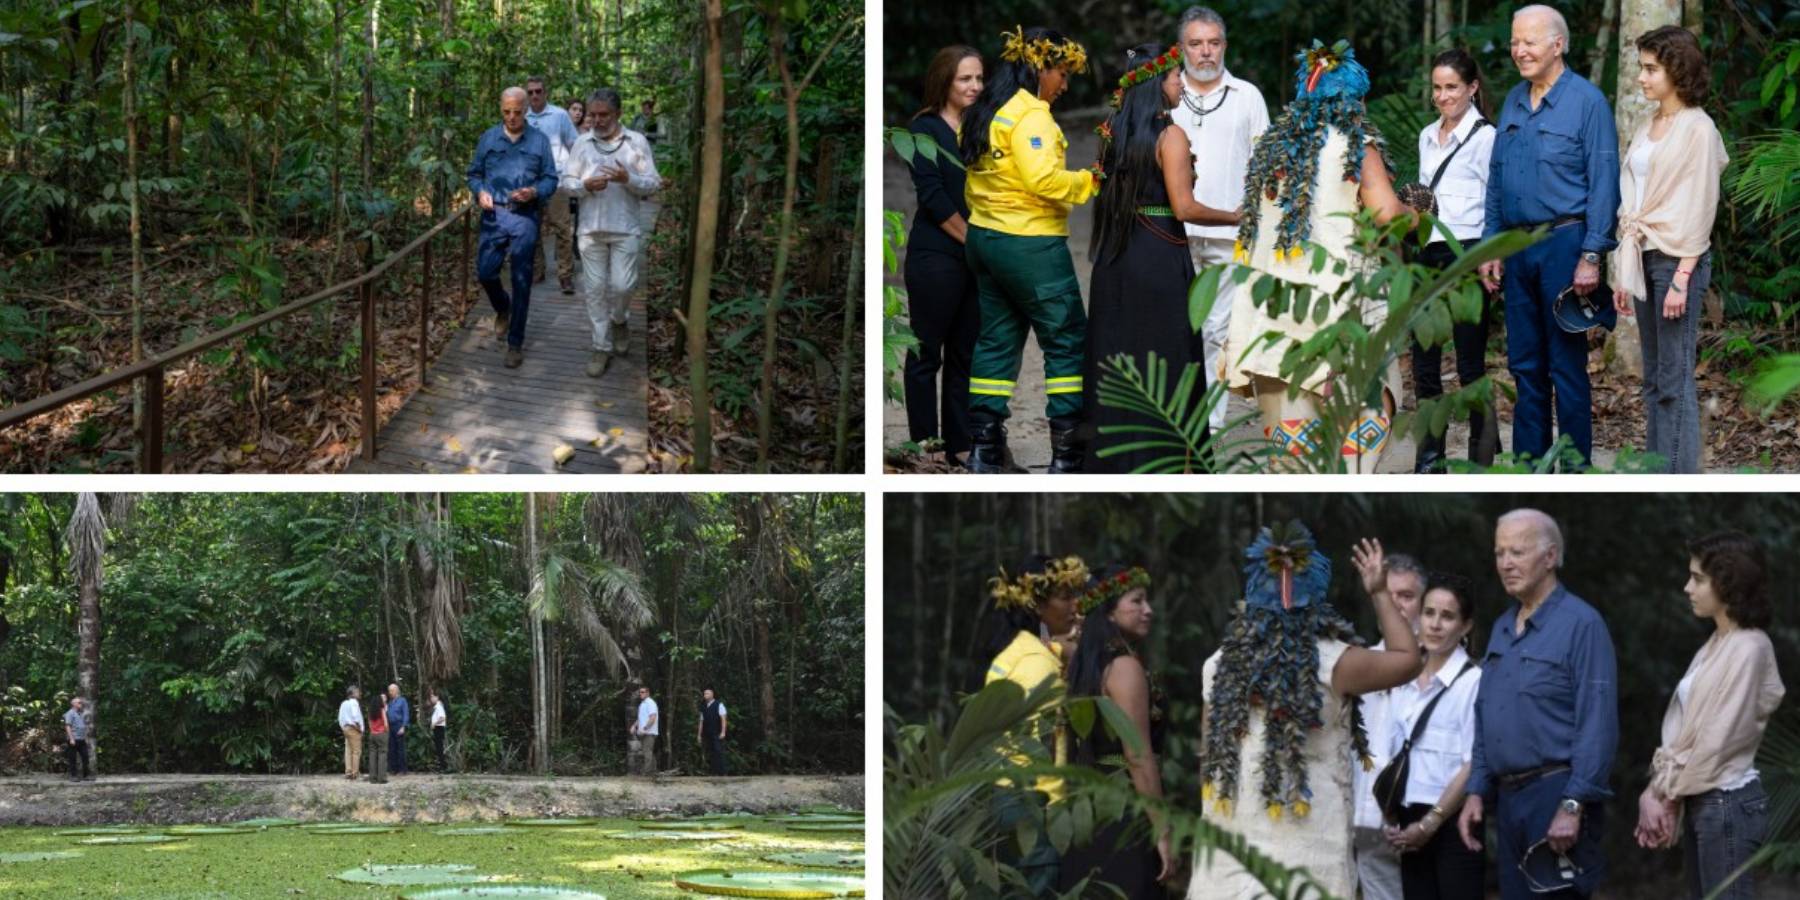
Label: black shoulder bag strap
xmin=1372 ymin=662 xmax=1475 ymax=822
xmin=1428 ymin=118 xmax=1490 ymax=192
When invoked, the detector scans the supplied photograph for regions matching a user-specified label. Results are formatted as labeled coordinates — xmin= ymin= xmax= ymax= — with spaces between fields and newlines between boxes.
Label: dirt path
xmin=880 ymin=111 xmax=1734 ymax=473
xmin=0 ymin=773 xmax=861 ymax=827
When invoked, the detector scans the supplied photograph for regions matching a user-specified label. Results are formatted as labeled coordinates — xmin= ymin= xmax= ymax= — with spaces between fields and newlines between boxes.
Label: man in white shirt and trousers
xmin=629 ymin=684 xmax=660 ymax=775
xmin=1170 ymin=6 xmax=1268 ymax=435
xmin=562 ymin=88 xmax=662 ymax=377
xmin=337 ymin=685 xmax=366 ymax=780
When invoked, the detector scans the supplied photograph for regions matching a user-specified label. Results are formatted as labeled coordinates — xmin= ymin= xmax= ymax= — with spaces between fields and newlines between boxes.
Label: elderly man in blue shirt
xmin=387 ymin=683 xmax=411 ymax=776
xmin=1478 ymin=5 xmax=1620 ymax=469
xmin=1458 ymin=509 xmax=1618 ymax=898
xmin=467 ymin=87 xmax=560 ymax=368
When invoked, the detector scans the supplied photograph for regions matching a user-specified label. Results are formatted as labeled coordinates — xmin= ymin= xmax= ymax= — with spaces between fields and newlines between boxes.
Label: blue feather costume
xmin=1199 ymin=522 xmax=1371 ymax=821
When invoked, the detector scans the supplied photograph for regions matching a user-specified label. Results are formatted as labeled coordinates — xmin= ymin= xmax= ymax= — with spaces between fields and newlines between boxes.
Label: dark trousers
xmin=368 ymin=734 xmax=388 ymax=783
xmin=389 ymin=729 xmax=407 ymax=774
xmin=902 ymin=247 xmax=980 ymax=455
xmin=65 ymin=739 xmax=90 ymax=778
xmin=1397 ymin=803 xmax=1486 ymax=899
xmin=476 ymin=207 xmax=541 ymax=349
xmin=1502 ymin=223 xmax=1592 ymax=467
xmin=1494 ymin=769 xmax=1604 ymax=899
xmin=433 ymin=725 xmax=448 ymax=772
xmin=1410 ymin=241 xmax=1499 ymax=465
xmin=704 ymin=734 xmax=726 ymax=775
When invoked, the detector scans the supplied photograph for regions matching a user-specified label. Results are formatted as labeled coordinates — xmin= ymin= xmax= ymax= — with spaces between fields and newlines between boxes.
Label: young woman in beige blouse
xmin=1634 ymin=530 xmax=1786 ymax=899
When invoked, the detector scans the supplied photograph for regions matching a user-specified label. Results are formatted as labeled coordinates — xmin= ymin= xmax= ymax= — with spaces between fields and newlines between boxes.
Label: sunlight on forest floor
xmin=0 ymin=816 xmax=864 ymax=899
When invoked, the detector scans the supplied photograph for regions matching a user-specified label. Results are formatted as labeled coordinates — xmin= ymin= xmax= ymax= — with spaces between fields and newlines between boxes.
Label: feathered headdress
xmin=999 ymin=27 xmax=1089 ymax=74
xmin=1232 ymin=39 xmax=1388 ymax=264
xmin=1079 ymin=566 xmax=1150 ymax=615
xmin=1243 ymin=521 xmax=1332 ymax=613
xmin=987 ymin=555 xmax=1090 ymax=611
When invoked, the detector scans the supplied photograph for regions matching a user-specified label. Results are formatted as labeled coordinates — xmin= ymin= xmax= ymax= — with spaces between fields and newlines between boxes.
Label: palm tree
xmin=66 ymin=492 xmax=106 ymax=773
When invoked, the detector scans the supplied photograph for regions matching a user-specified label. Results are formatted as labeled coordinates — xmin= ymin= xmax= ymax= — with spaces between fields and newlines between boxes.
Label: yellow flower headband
xmin=1000 ymin=26 xmax=1089 ymax=75
xmin=988 ymin=555 xmax=1091 ymax=611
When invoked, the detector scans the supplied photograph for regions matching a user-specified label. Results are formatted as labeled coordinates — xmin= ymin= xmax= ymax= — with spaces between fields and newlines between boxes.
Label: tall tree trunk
xmin=1433 ymin=0 xmax=1452 ymax=46
xmin=67 ymin=493 xmax=105 ymax=774
xmin=361 ymin=0 xmax=379 ymax=194
xmin=910 ymin=493 xmax=924 ymax=697
xmin=686 ymin=0 xmax=726 ymax=471
xmin=1590 ymin=0 xmax=1620 ymax=85
xmin=125 ymin=1 xmax=144 ymax=455
xmin=831 ymin=179 xmax=862 ymax=471
xmin=1609 ymin=0 xmax=1682 ymax=379
xmin=329 ymin=0 xmax=344 ymax=285
xmin=527 ymin=494 xmax=549 ymax=774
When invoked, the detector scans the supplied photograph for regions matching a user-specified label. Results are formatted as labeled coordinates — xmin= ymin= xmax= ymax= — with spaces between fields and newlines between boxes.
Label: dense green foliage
xmin=0 ymin=492 xmax=863 ymax=775
xmin=884 ymin=492 xmax=1800 ymax=895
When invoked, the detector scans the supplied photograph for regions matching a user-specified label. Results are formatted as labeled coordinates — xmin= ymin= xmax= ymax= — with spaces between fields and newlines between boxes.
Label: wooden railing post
xmin=461 ymin=210 xmax=472 ymax=313
xmin=141 ymin=365 xmax=163 ymax=473
xmin=360 ymin=279 xmax=378 ymax=461
xmin=419 ymin=233 xmax=432 ymax=386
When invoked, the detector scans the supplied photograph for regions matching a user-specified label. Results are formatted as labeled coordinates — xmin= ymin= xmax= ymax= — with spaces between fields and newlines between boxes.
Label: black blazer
xmin=906 ymin=113 xmax=969 ymax=259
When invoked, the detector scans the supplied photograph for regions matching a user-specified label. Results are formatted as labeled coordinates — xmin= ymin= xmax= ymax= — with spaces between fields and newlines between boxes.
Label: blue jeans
xmin=1683 ymin=778 xmax=1768 ymax=899
xmin=1503 ymin=223 xmax=1593 ymax=467
xmin=1493 ymin=768 xmax=1605 ymax=899
xmin=476 ymin=207 xmax=540 ymax=349
xmin=1635 ymin=249 xmax=1710 ymax=473
xmin=389 ymin=728 xmax=407 ymax=774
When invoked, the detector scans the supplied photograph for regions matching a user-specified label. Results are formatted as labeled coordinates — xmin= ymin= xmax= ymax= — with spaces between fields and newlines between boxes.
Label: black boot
xmin=1414 ymin=429 xmax=1447 ymax=474
xmin=1047 ymin=416 xmax=1085 ymax=474
xmin=1469 ymin=405 xmax=1500 ymax=467
xmin=965 ymin=415 xmax=1009 ymax=474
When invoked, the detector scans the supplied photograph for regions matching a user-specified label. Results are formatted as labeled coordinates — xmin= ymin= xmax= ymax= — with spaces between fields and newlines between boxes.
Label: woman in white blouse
xmin=1382 ymin=572 xmax=1485 ymax=899
xmin=1409 ymin=49 xmax=1498 ymax=474
xmin=1635 ymin=531 xmax=1784 ymax=899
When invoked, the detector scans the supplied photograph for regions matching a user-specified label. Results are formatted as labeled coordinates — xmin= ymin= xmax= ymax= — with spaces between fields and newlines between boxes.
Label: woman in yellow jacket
xmin=960 ymin=26 xmax=1099 ymax=473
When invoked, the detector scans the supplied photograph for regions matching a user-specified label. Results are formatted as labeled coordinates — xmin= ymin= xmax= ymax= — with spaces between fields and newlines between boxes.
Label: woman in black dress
xmin=1059 ymin=564 xmax=1169 ymax=897
xmin=902 ymin=46 xmax=985 ymax=466
xmin=1085 ymin=44 xmax=1239 ymax=474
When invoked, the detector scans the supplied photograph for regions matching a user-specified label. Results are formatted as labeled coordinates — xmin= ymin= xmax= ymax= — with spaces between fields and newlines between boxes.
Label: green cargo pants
xmin=964 ymin=225 xmax=1087 ymax=421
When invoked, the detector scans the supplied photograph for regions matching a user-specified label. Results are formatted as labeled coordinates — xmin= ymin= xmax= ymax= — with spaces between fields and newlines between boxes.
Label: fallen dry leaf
xmin=446 ymin=436 xmax=464 ymax=452
xmin=552 ymin=444 xmax=575 ymax=465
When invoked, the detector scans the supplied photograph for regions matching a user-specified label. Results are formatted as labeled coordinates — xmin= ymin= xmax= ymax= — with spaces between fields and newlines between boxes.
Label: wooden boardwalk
xmin=349 ymin=276 xmax=649 ymax=474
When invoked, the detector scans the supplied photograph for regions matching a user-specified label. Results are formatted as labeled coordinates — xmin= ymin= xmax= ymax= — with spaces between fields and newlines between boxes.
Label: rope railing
xmin=0 ymin=202 xmax=477 ymax=472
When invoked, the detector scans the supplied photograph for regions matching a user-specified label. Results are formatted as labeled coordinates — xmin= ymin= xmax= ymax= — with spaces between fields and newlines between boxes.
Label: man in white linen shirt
xmin=629 ymin=684 xmax=660 ymax=776
xmin=1170 ymin=6 xmax=1269 ymax=434
xmin=526 ymin=75 xmax=581 ymax=295
xmin=1352 ymin=554 xmax=1427 ymax=900
xmin=562 ymin=88 xmax=662 ymax=377
xmin=337 ymin=685 xmax=366 ymax=780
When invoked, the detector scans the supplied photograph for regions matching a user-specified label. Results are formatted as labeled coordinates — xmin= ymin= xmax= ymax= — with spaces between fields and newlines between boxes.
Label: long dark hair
xmin=1092 ymin=44 xmax=1175 ymax=265
xmin=1067 ymin=563 xmax=1146 ymax=764
xmin=915 ymin=45 xmax=984 ymax=120
xmin=1429 ymin=47 xmax=1488 ymax=121
xmin=960 ymin=27 xmax=1066 ymax=165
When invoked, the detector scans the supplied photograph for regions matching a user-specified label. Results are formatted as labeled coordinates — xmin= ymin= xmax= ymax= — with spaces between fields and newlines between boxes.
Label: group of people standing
xmin=627 ymin=684 xmax=733 ymax=776
xmin=982 ymin=515 xmax=1784 ymax=899
xmin=465 ymin=76 xmax=666 ymax=376
xmin=902 ymin=6 xmax=1728 ymax=473
xmin=336 ymin=683 xmax=448 ymax=782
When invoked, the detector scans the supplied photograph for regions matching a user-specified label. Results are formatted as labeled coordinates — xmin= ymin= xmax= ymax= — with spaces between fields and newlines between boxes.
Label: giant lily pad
xmin=53 ymin=827 xmax=141 ymax=836
xmin=167 ymin=826 xmax=256 ymax=836
xmin=673 ymin=869 xmax=864 ymax=898
xmin=509 ymin=818 xmax=597 ymax=828
xmin=643 ymin=820 xmax=747 ymax=831
xmin=769 ymin=815 xmax=861 ymax=825
xmin=298 ymin=822 xmax=361 ymax=830
xmin=307 ymin=825 xmax=400 ymax=834
xmin=236 ymin=817 xmax=301 ymax=828
xmin=436 ymin=826 xmax=522 ymax=836
xmin=782 ymin=823 xmax=863 ymax=834
xmin=0 ymin=850 xmax=85 ymax=863
xmin=404 ymin=888 xmax=607 ymax=899
xmin=333 ymin=864 xmax=488 ymax=885
xmin=762 ymin=852 xmax=863 ymax=870
xmin=608 ymin=830 xmax=745 ymax=841
xmin=75 ymin=835 xmax=186 ymax=845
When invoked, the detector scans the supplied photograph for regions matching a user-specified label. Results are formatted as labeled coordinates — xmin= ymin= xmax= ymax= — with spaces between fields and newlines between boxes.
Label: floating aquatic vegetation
xmin=52 ymin=827 xmax=140 ymax=836
xmin=606 ymin=830 xmax=746 ymax=841
xmin=673 ymin=869 xmax=864 ymax=898
xmin=167 ymin=826 xmax=257 ymax=836
xmin=761 ymin=852 xmax=863 ymax=869
xmin=435 ymin=826 xmax=523 ymax=836
xmin=235 ymin=818 xmax=301 ymax=828
xmin=305 ymin=825 xmax=400 ymax=834
xmin=74 ymin=835 xmax=186 ymax=845
xmin=0 ymin=850 xmax=85 ymax=863
xmin=642 ymin=820 xmax=748 ymax=831
xmin=781 ymin=823 xmax=863 ymax=834
xmin=509 ymin=818 xmax=598 ymax=828
xmin=404 ymin=887 xmax=608 ymax=899
xmin=333 ymin=863 xmax=489 ymax=885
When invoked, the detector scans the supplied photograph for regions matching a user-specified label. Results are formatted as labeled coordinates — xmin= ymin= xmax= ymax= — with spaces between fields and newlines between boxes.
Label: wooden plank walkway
xmin=349 ymin=275 xmax=649 ymax=474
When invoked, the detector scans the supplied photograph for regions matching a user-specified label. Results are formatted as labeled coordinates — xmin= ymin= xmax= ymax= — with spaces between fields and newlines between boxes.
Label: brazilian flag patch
xmin=1029 ymin=136 xmax=1042 ymax=149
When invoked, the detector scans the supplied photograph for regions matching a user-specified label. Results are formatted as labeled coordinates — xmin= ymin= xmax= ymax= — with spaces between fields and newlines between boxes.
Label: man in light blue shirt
xmin=467 ymin=87 xmax=559 ymax=368
xmin=1459 ymin=509 xmax=1618 ymax=898
xmin=525 ymin=76 xmax=580 ymax=296
xmin=1478 ymin=5 xmax=1619 ymax=469
xmin=62 ymin=696 xmax=93 ymax=781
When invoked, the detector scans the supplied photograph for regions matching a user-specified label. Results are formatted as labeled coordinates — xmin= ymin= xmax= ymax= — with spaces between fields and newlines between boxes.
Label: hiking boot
xmin=504 ymin=347 xmax=523 ymax=369
xmin=586 ymin=350 xmax=611 ymax=378
xmin=612 ymin=321 xmax=629 ymax=354
xmin=964 ymin=416 xmax=1009 ymax=474
xmin=493 ymin=312 xmax=510 ymax=342
xmin=1046 ymin=415 xmax=1086 ymax=473
xmin=560 ymin=278 xmax=575 ymax=296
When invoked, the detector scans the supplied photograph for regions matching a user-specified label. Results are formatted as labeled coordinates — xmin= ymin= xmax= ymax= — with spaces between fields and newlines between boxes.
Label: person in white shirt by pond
xmin=1410 ymin=48 xmax=1499 ymax=474
xmin=336 ymin=685 xmax=366 ymax=780
xmin=1353 ymin=555 xmax=1427 ymax=900
xmin=428 ymin=691 xmax=449 ymax=773
xmin=562 ymin=88 xmax=661 ymax=378
xmin=629 ymin=684 xmax=660 ymax=776
xmin=1169 ymin=6 xmax=1269 ymax=434
xmin=1384 ymin=573 xmax=1485 ymax=899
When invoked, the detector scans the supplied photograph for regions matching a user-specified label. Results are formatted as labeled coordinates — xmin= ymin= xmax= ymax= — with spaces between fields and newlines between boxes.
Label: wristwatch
xmin=1580 ymin=251 xmax=1601 ymax=266
xmin=1559 ymin=798 xmax=1583 ymax=816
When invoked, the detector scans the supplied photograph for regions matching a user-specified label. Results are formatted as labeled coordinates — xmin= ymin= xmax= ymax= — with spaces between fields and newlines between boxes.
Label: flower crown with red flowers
xmin=1079 ymin=566 xmax=1151 ymax=615
xmin=1108 ymin=45 xmax=1182 ymax=109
